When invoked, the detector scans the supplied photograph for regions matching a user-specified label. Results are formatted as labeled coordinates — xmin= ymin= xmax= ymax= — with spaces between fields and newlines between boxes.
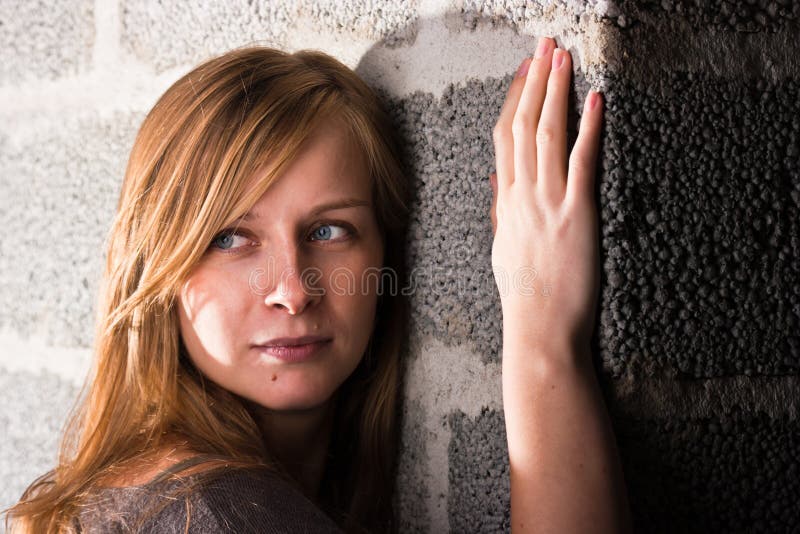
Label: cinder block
xmin=384 ymin=81 xmax=503 ymax=363
xmin=613 ymin=0 xmax=800 ymax=31
xmin=598 ymin=72 xmax=800 ymax=379
xmin=447 ymin=408 xmax=509 ymax=533
xmin=458 ymin=0 xmax=620 ymax=31
xmin=384 ymin=71 xmax=591 ymax=364
xmin=302 ymin=0 xmax=419 ymax=47
xmin=616 ymin=409 xmax=800 ymax=533
xmin=0 ymin=369 xmax=80 ymax=514
xmin=120 ymin=1 xmax=293 ymax=72
xmin=394 ymin=398 xmax=433 ymax=534
xmin=120 ymin=0 xmax=420 ymax=73
xmin=0 ymin=0 xmax=94 ymax=85
xmin=0 ymin=112 xmax=143 ymax=348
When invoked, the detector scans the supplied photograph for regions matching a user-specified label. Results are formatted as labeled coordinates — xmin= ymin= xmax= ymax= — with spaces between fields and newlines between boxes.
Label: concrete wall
xmin=1 ymin=1 xmax=798 ymax=532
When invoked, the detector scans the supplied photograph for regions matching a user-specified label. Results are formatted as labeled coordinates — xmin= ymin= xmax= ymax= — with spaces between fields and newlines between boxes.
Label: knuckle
xmin=568 ymin=154 xmax=589 ymax=176
xmin=535 ymin=125 xmax=557 ymax=146
xmin=510 ymin=113 xmax=533 ymax=137
xmin=492 ymin=123 xmax=510 ymax=146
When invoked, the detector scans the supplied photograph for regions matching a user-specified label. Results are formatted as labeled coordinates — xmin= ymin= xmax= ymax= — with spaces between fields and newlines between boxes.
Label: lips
xmin=254 ymin=335 xmax=333 ymax=348
xmin=252 ymin=335 xmax=332 ymax=363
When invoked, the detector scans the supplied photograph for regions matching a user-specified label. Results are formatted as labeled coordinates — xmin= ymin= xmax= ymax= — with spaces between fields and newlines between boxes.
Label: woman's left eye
xmin=309 ymin=224 xmax=351 ymax=242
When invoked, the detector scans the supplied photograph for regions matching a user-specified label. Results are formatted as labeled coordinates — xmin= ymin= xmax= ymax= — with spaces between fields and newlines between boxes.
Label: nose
xmin=261 ymin=248 xmax=321 ymax=315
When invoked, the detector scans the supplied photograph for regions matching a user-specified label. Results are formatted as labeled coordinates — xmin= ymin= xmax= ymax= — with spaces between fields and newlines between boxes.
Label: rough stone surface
xmin=2 ymin=1 xmax=800 ymax=532
xmin=0 ymin=0 xmax=94 ymax=85
xmin=385 ymin=71 xmax=590 ymax=364
xmin=447 ymin=408 xmax=510 ymax=533
xmin=0 ymin=370 xmax=80 ymax=515
xmin=384 ymin=83 xmax=502 ymax=361
xmin=598 ymin=72 xmax=800 ymax=379
xmin=302 ymin=0 xmax=420 ymax=47
xmin=394 ymin=398 xmax=433 ymax=533
xmin=615 ymin=0 xmax=800 ymax=32
xmin=616 ymin=409 xmax=800 ymax=533
xmin=121 ymin=0 xmax=420 ymax=73
xmin=0 ymin=112 xmax=143 ymax=348
xmin=459 ymin=0 xmax=623 ymax=29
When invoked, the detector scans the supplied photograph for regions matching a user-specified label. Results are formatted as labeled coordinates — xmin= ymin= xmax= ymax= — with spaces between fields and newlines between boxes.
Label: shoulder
xmin=182 ymin=469 xmax=343 ymax=533
xmin=80 ymin=469 xmax=343 ymax=534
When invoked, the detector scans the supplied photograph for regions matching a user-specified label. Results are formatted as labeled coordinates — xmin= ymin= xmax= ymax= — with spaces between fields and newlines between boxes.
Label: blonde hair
xmin=7 ymin=47 xmax=409 ymax=533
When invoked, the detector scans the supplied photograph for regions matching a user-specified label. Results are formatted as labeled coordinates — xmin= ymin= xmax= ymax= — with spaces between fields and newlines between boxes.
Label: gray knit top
xmin=76 ymin=457 xmax=344 ymax=533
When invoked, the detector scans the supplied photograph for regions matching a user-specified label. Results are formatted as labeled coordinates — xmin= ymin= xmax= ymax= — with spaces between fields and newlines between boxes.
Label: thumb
xmin=489 ymin=172 xmax=497 ymax=237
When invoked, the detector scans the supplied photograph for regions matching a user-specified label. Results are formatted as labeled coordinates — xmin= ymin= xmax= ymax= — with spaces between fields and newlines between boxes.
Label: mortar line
xmin=606 ymin=373 xmax=800 ymax=421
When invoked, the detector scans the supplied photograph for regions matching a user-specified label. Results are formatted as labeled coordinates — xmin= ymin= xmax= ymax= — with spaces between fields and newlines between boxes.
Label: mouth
xmin=252 ymin=336 xmax=333 ymax=363
xmin=254 ymin=334 xmax=333 ymax=347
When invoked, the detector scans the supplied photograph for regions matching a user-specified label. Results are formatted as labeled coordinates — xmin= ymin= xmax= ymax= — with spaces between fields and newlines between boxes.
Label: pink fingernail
xmin=516 ymin=58 xmax=531 ymax=78
xmin=552 ymin=49 xmax=564 ymax=69
xmin=534 ymin=37 xmax=549 ymax=59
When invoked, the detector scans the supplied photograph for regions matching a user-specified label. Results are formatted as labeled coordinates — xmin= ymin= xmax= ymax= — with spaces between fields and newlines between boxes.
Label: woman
xmin=6 ymin=38 xmax=631 ymax=533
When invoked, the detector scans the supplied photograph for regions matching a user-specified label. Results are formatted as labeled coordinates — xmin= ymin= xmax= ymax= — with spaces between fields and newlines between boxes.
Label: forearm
xmin=502 ymin=332 xmax=633 ymax=534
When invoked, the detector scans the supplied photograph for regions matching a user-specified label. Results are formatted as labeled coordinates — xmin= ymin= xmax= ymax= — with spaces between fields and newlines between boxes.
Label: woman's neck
xmin=250 ymin=396 xmax=338 ymax=501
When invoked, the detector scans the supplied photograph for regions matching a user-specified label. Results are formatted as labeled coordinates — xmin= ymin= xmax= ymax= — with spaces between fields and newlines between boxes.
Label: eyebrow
xmin=239 ymin=198 xmax=371 ymax=221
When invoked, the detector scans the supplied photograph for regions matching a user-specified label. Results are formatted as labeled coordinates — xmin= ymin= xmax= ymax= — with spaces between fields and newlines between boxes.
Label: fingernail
xmin=516 ymin=58 xmax=530 ymax=78
xmin=534 ymin=37 xmax=549 ymax=59
xmin=586 ymin=91 xmax=595 ymax=110
xmin=552 ymin=49 xmax=564 ymax=69
xmin=588 ymin=91 xmax=599 ymax=110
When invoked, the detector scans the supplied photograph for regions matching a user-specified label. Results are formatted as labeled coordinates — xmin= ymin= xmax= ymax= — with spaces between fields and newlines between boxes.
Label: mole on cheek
xmin=271 ymin=374 xmax=277 ymax=382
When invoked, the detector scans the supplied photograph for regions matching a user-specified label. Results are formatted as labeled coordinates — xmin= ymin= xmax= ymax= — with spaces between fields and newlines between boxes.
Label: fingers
xmin=536 ymin=48 xmax=572 ymax=205
xmin=493 ymin=57 xmax=532 ymax=191
xmin=566 ymin=91 xmax=604 ymax=208
xmin=494 ymin=37 xmax=597 ymax=212
xmin=512 ymin=37 xmax=555 ymax=188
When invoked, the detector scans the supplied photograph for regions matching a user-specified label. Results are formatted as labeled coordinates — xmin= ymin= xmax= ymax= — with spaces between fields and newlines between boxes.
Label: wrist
xmin=502 ymin=327 xmax=591 ymax=368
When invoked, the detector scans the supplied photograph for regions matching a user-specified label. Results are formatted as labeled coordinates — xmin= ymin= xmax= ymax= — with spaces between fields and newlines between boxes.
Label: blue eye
xmin=310 ymin=224 xmax=350 ymax=242
xmin=211 ymin=231 xmax=251 ymax=252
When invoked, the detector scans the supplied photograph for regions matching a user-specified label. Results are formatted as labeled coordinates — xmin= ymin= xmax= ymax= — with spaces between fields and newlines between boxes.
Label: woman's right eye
xmin=210 ymin=230 xmax=252 ymax=253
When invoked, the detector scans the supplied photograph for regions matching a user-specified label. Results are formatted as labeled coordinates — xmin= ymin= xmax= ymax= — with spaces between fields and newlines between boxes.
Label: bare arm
xmin=489 ymin=36 xmax=633 ymax=533
xmin=501 ymin=337 xmax=632 ymax=533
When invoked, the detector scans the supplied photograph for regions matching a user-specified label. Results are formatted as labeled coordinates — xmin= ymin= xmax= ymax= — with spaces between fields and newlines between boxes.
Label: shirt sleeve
xmin=137 ymin=469 xmax=345 ymax=534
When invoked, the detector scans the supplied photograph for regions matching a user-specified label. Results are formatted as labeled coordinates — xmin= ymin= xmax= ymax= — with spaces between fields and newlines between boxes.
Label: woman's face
xmin=177 ymin=119 xmax=383 ymax=412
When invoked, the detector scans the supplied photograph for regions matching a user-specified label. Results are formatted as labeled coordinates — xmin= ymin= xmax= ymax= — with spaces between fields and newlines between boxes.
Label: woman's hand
xmin=489 ymin=36 xmax=603 ymax=356
xmin=490 ymin=38 xmax=633 ymax=534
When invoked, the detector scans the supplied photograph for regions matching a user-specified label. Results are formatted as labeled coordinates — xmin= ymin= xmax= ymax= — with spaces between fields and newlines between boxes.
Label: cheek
xmin=178 ymin=269 xmax=247 ymax=365
xmin=319 ymin=251 xmax=381 ymax=342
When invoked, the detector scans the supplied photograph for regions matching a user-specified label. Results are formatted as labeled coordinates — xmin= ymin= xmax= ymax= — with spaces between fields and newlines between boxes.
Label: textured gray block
xmin=302 ymin=0 xmax=419 ymax=47
xmin=0 ymin=112 xmax=143 ymax=348
xmin=120 ymin=1 xmax=293 ymax=72
xmin=458 ymin=0 xmax=623 ymax=30
xmin=615 ymin=0 xmax=800 ymax=31
xmin=447 ymin=408 xmax=509 ymax=533
xmin=385 ymin=71 xmax=591 ymax=364
xmin=616 ymin=409 xmax=800 ymax=533
xmin=385 ymin=81 xmax=504 ymax=361
xmin=0 ymin=0 xmax=94 ymax=84
xmin=121 ymin=0 xmax=420 ymax=73
xmin=0 ymin=370 xmax=80 ymax=515
xmin=597 ymin=72 xmax=800 ymax=379
xmin=394 ymin=398 xmax=433 ymax=533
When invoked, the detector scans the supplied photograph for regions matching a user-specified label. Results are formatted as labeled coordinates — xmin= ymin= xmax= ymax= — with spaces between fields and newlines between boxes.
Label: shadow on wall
xmin=350 ymin=8 xmax=800 ymax=534
xmin=357 ymin=13 xmax=593 ymax=365
xmin=356 ymin=14 xmax=593 ymax=533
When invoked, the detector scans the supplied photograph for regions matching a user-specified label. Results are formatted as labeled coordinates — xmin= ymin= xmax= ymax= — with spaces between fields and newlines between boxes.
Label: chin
xmin=252 ymin=382 xmax=339 ymax=413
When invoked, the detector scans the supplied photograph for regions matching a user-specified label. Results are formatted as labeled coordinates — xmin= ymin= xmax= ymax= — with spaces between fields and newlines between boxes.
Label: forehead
xmin=243 ymin=119 xmax=372 ymax=217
